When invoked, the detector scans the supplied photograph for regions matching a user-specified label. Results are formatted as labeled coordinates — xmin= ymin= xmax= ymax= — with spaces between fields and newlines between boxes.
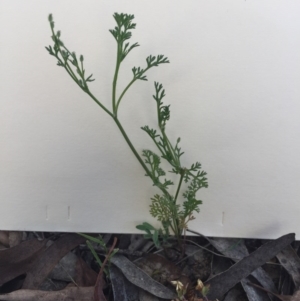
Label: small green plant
xmin=78 ymin=233 xmax=118 ymax=275
xmin=46 ymin=13 xmax=208 ymax=249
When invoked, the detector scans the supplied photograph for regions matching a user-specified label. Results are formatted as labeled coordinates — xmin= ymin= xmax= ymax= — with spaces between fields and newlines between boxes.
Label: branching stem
xmin=116 ymin=65 xmax=150 ymax=112
xmin=113 ymin=117 xmax=171 ymax=199
xmin=47 ymin=13 xmax=207 ymax=253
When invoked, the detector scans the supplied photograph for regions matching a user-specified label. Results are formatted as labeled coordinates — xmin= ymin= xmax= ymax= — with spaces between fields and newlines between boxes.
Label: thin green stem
xmin=174 ymin=169 xmax=185 ymax=203
xmin=166 ymin=134 xmax=181 ymax=167
xmin=112 ymin=44 xmax=122 ymax=115
xmin=51 ymin=30 xmax=113 ymax=118
xmin=111 ymin=41 xmax=173 ymax=199
xmin=85 ymin=89 xmax=114 ymax=118
xmin=59 ymin=45 xmax=81 ymax=79
xmin=64 ymin=63 xmax=112 ymax=117
xmin=113 ymin=117 xmax=171 ymax=199
xmin=64 ymin=62 xmax=112 ymax=117
xmin=155 ymin=95 xmax=180 ymax=167
xmin=61 ymin=60 xmax=82 ymax=89
xmin=168 ymin=222 xmax=176 ymax=235
xmin=114 ymin=117 xmax=151 ymax=176
xmin=161 ymin=130 xmax=179 ymax=167
xmin=80 ymin=60 xmax=84 ymax=74
xmin=58 ymin=57 xmax=77 ymax=82
xmin=116 ymin=65 xmax=151 ymax=112
xmin=115 ymin=77 xmax=136 ymax=112
xmin=51 ymin=37 xmax=78 ymax=85
xmin=172 ymin=211 xmax=181 ymax=239
xmin=152 ymin=138 xmax=166 ymax=159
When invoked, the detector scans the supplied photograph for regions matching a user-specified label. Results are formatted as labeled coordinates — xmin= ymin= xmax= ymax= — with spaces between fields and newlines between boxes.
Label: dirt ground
xmin=0 ymin=230 xmax=298 ymax=301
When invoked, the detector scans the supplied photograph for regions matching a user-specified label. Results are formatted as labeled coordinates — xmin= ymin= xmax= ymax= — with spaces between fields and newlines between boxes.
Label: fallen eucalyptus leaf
xmin=210 ymin=237 xmax=278 ymax=301
xmin=0 ymin=238 xmax=47 ymax=286
xmin=22 ymin=233 xmax=85 ymax=289
xmin=223 ymin=287 xmax=244 ymax=301
xmin=277 ymin=245 xmax=300 ymax=289
xmin=110 ymin=265 xmax=128 ymax=301
xmin=74 ymin=256 xmax=98 ymax=287
xmin=205 ymin=233 xmax=295 ymax=300
xmin=139 ymin=288 xmax=160 ymax=301
xmin=241 ymin=279 xmax=270 ymax=301
xmin=49 ymin=252 xmax=77 ymax=282
xmin=110 ymin=254 xmax=176 ymax=299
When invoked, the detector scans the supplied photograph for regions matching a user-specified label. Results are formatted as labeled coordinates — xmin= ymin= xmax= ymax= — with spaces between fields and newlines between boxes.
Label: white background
xmin=1 ymin=1 xmax=300 ymax=238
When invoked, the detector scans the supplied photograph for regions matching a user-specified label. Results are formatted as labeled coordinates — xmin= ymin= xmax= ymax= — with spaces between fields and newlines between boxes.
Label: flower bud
xmin=171 ymin=280 xmax=188 ymax=299
xmin=195 ymin=279 xmax=210 ymax=297
xmin=195 ymin=279 xmax=204 ymax=291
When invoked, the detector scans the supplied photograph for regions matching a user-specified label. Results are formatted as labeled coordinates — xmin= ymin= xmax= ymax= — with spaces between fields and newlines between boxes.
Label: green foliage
xmin=150 ymin=194 xmax=178 ymax=222
xmin=136 ymin=222 xmax=170 ymax=248
xmin=109 ymin=13 xmax=139 ymax=62
xmin=142 ymin=149 xmax=173 ymax=190
xmin=78 ymin=233 xmax=118 ymax=275
xmin=46 ymin=13 xmax=208 ymax=250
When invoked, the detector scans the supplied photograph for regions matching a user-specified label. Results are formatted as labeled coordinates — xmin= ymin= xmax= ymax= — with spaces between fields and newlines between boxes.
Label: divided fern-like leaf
xmin=150 ymin=194 xmax=179 ymax=222
xmin=142 ymin=150 xmax=174 ymax=190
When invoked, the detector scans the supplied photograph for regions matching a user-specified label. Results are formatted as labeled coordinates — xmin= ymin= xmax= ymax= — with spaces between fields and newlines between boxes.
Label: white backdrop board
xmin=1 ymin=1 xmax=300 ymax=238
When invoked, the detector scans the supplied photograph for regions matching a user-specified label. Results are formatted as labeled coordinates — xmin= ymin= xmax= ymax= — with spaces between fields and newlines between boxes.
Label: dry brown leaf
xmin=0 ymin=286 xmax=94 ymax=301
xmin=0 ymin=239 xmax=47 ymax=286
xmin=74 ymin=256 xmax=98 ymax=287
xmin=0 ymin=238 xmax=46 ymax=265
xmin=22 ymin=233 xmax=85 ymax=289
